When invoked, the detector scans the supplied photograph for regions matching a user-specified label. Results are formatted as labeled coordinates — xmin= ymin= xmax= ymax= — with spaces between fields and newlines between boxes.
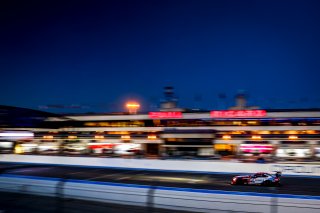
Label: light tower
xmin=125 ymin=102 xmax=140 ymax=114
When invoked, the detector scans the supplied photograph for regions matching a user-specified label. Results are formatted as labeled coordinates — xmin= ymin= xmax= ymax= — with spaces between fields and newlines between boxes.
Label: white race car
xmin=231 ymin=172 xmax=281 ymax=186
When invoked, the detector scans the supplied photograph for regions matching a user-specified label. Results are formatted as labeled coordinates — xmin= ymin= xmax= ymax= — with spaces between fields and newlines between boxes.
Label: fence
xmin=0 ymin=173 xmax=319 ymax=213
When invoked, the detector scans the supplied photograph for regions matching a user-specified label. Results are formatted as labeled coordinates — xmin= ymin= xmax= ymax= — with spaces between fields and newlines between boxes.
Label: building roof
xmin=0 ymin=105 xmax=65 ymax=128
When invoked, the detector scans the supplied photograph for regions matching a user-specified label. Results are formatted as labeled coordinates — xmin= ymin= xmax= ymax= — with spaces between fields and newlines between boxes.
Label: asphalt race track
xmin=0 ymin=163 xmax=320 ymax=196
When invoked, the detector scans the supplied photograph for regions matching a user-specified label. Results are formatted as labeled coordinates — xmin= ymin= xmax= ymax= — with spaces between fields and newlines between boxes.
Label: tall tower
xmin=235 ymin=92 xmax=247 ymax=110
xmin=229 ymin=90 xmax=260 ymax=110
xmin=164 ymin=86 xmax=175 ymax=100
xmin=160 ymin=86 xmax=179 ymax=111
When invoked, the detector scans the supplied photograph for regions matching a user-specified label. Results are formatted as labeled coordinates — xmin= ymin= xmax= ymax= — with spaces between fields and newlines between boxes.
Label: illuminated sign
xmin=210 ymin=110 xmax=266 ymax=118
xmin=149 ymin=112 xmax=183 ymax=119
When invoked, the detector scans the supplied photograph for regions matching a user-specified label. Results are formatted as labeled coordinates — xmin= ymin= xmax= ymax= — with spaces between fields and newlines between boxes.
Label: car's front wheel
xmin=236 ymin=179 xmax=244 ymax=185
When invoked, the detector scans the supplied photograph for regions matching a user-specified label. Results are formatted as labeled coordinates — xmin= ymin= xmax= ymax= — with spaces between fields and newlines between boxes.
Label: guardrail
xmin=0 ymin=173 xmax=319 ymax=213
xmin=1 ymin=154 xmax=320 ymax=176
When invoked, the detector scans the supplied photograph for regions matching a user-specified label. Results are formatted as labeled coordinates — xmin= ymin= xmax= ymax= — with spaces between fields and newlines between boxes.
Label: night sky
xmin=1 ymin=0 xmax=320 ymax=113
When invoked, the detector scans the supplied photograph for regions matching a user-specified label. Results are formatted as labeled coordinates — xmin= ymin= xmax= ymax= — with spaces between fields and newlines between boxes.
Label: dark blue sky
xmin=1 ymin=0 xmax=320 ymax=113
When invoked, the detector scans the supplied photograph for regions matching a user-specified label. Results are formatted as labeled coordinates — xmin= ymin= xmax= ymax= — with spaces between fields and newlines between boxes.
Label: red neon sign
xmin=210 ymin=110 xmax=266 ymax=118
xmin=149 ymin=112 xmax=183 ymax=119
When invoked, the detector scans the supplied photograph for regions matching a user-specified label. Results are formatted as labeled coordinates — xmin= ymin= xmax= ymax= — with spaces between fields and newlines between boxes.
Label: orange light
xmin=247 ymin=121 xmax=257 ymax=124
xmin=251 ymin=135 xmax=261 ymax=140
xmin=288 ymin=135 xmax=298 ymax=140
xmin=121 ymin=135 xmax=131 ymax=141
xmin=68 ymin=136 xmax=77 ymax=139
xmin=126 ymin=103 xmax=140 ymax=108
xmin=125 ymin=102 xmax=140 ymax=114
xmin=43 ymin=135 xmax=53 ymax=139
xmin=285 ymin=130 xmax=297 ymax=134
xmin=148 ymin=135 xmax=157 ymax=140
xmin=108 ymin=131 xmax=129 ymax=135
xmin=94 ymin=135 xmax=104 ymax=139
xmin=222 ymin=135 xmax=231 ymax=140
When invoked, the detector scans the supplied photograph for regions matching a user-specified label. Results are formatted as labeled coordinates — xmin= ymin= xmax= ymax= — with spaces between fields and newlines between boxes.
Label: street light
xmin=125 ymin=102 xmax=140 ymax=114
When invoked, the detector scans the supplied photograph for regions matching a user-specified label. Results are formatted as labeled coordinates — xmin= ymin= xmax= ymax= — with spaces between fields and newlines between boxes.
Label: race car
xmin=230 ymin=172 xmax=281 ymax=186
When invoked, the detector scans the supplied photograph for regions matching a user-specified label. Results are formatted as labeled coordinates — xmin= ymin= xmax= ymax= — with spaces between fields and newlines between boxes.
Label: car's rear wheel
xmin=275 ymin=182 xmax=282 ymax=187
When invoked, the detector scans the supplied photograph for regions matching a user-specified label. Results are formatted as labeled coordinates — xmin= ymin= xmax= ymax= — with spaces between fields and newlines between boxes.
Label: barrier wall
xmin=1 ymin=154 xmax=320 ymax=176
xmin=0 ymin=174 xmax=319 ymax=213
